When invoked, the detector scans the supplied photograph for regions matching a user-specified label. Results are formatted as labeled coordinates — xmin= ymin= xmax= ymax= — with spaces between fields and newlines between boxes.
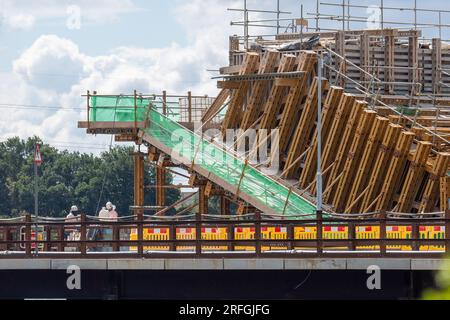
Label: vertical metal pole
xmin=162 ymin=90 xmax=167 ymax=116
xmin=134 ymin=90 xmax=137 ymax=134
xmin=244 ymin=0 xmax=248 ymax=50
xmin=439 ymin=12 xmax=442 ymax=40
xmin=381 ymin=0 xmax=384 ymax=30
xmin=301 ymin=5 xmax=304 ymax=48
xmin=316 ymin=0 xmax=319 ymax=31
xmin=347 ymin=0 xmax=350 ymax=30
xmin=342 ymin=0 xmax=345 ymax=32
xmin=87 ymin=90 xmax=90 ymax=130
xmin=188 ymin=91 xmax=193 ymax=123
xmin=414 ymin=0 xmax=417 ymax=31
xmin=34 ymin=160 xmax=38 ymax=255
xmin=276 ymin=0 xmax=280 ymax=35
xmin=317 ymin=54 xmax=323 ymax=211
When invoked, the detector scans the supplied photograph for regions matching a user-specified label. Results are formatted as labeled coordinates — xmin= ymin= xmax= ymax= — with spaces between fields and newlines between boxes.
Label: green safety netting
xmin=90 ymin=96 xmax=151 ymax=122
xmin=90 ymin=96 xmax=183 ymax=122
xmin=144 ymin=109 xmax=317 ymax=217
xmin=89 ymin=96 xmax=317 ymax=217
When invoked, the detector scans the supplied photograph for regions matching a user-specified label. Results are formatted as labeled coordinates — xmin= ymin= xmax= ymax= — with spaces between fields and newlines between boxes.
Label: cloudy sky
xmin=0 ymin=0 xmax=449 ymax=153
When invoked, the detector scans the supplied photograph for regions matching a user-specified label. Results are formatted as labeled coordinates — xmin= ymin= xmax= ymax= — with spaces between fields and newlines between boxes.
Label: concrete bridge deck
xmin=1 ymin=257 xmax=448 ymax=271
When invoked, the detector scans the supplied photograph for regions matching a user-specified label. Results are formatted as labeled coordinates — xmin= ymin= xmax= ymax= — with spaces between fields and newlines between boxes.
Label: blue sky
xmin=0 ymin=0 xmax=189 ymax=71
xmin=0 ymin=0 xmax=449 ymax=152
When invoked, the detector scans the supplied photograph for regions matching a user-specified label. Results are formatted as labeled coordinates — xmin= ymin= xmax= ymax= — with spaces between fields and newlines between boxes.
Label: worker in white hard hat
xmin=65 ymin=205 xmax=81 ymax=241
xmin=98 ymin=205 xmax=109 ymax=221
xmin=107 ymin=202 xmax=119 ymax=222
xmin=65 ymin=205 xmax=80 ymax=222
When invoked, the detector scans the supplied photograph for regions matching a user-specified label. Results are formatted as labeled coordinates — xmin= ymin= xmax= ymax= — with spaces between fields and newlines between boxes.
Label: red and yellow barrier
xmin=129 ymin=225 xmax=446 ymax=252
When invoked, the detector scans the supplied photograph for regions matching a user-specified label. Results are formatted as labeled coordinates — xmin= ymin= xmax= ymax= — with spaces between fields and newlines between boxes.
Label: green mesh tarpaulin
xmin=144 ymin=109 xmax=317 ymax=216
xmin=90 ymin=96 xmax=151 ymax=122
xmin=88 ymin=96 xmax=318 ymax=217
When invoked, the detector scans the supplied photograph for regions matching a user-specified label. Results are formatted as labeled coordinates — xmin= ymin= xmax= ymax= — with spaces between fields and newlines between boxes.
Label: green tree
xmin=0 ymin=137 xmax=180 ymax=217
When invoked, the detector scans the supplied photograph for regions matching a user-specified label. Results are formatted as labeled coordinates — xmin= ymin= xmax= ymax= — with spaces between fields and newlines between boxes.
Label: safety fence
xmin=0 ymin=212 xmax=449 ymax=258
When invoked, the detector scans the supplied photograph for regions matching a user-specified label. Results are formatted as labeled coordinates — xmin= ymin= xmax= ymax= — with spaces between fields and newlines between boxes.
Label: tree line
xmin=0 ymin=137 xmax=180 ymax=217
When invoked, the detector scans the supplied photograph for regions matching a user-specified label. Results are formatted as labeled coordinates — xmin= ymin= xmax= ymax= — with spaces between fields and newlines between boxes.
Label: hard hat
xmin=106 ymin=202 xmax=113 ymax=210
xmin=70 ymin=205 xmax=79 ymax=212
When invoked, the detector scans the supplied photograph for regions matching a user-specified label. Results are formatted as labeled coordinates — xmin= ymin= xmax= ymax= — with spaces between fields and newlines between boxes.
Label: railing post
xmin=5 ymin=226 xmax=10 ymax=251
xmin=348 ymin=221 xmax=356 ymax=251
xmin=287 ymin=223 xmax=294 ymax=251
xmin=227 ymin=224 xmax=235 ymax=252
xmin=44 ymin=226 xmax=51 ymax=252
xmin=255 ymin=212 xmax=262 ymax=255
xmin=163 ymin=90 xmax=167 ymax=116
xmin=80 ymin=214 xmax=87 ymax=255
xmin=379 ymin=211 xmax=387 ymax=255
xmin=188 ymin=91 xmax=192 ymax=123
xmin=87 ymin=90 xmax=90 ymax=130
xmin=317 ymin=210 xmax=323 ymax=255
xmin=113 ymin=224 xmax=120 ymax=252
xmin=169 ymin=225 xmax=176 ymax=252
xmin=137 ymin=212 xmax=144 ymax=257
xmin=446 ymin=209 xmax=450 ymax=255
xmin=58 ymin=225 xmax=64 ymax=252
xmin=25 ymin=214 xmax=31 ymax=257
xmin=412 ymin=219 xmax=420 ymax=252
xmin=195 ymin=211 xmax=202 ymax=256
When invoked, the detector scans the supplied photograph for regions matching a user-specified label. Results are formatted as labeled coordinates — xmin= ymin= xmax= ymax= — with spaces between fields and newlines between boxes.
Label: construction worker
xmin=107 ymin=202 xmax=119 ymax=222
xmin=96 ymin=202 xmax=118 ymax=252
xmin=65 ymin=205 xmax=81 ymax=242
xmin=98 ymin=205 xmax=109 ymax=221
xmin=66 ymin=205 xmax=79 ymax=220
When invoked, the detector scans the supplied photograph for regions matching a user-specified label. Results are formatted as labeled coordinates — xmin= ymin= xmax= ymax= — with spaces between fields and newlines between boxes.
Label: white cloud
xmin=0 ymin=0 xmax=240 ymax=152
xmin=0 ymin=0 xmax=139 ymax=27
xmin=5 ymin=13 xmax=35 ymax=30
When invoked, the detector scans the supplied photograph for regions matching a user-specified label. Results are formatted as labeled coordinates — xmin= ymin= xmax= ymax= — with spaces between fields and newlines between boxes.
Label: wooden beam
xmin=360 ymin=32 xmax=370 ymax=85
xmin=432 ymin=38 xmax=442 ymax=95
xmin=217 ymin=81 xmax=241 ymax=89
xmin=384 ymin=31 xmax=395 ymax=94
xmin=324 ymin=100 xmax=366 ymax=204
xmin=361 ymin=124 xmax=403 ymax=212
xmin=199 ymin=185 xmax=209 ymax=215
xmin=332 ymin=109 xmax=377 ymax=213
xmin=408 ymin=32 xmax=419 ymax=95
xmin=346 ymin=116 xmax=389 ymax=213
xmin=335 ymin=31 xmax=346 ymax=87
xmin=440 ymin=176 xmax=449 ymax=212
xmin=274 ymin=51 xmax=317 ymax=162
xmin=155 ymin=154 xmax=167 ymax=208
xmin=156 ymin=165 xmax=166 ymax=207
xmin=300 ymin=86 xmax=344 ymax=191
xmin=201 ymin=89 xmax=230 ymax=123
xmin=222 ymin=52 xmax=260 ymax=133
xmin=240 ymin=51 xmax=279 ymax=131
xmin=258 ymin=55 xmax=297 ymax=132
xmin=315 ymin=93 xmax=355 ymax=195
xmin=274 ymin=78 xmax=302 ymax=87
xmin=376 ymin=131 xmax=416 ymax=211
xmin=284 ymin=77 xmax=329 ymax=178
xmin=419 ymin=152 xmax=450 ymax=213
xmin=134 ymin=153 xmax=145 ymax=215
xmin=396 ymin=141 xmax=433 ymax=213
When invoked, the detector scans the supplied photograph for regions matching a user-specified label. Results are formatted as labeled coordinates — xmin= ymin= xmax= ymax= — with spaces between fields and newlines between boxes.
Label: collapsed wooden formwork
xmin=213 ymin=48 xmax=450 ymax=214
